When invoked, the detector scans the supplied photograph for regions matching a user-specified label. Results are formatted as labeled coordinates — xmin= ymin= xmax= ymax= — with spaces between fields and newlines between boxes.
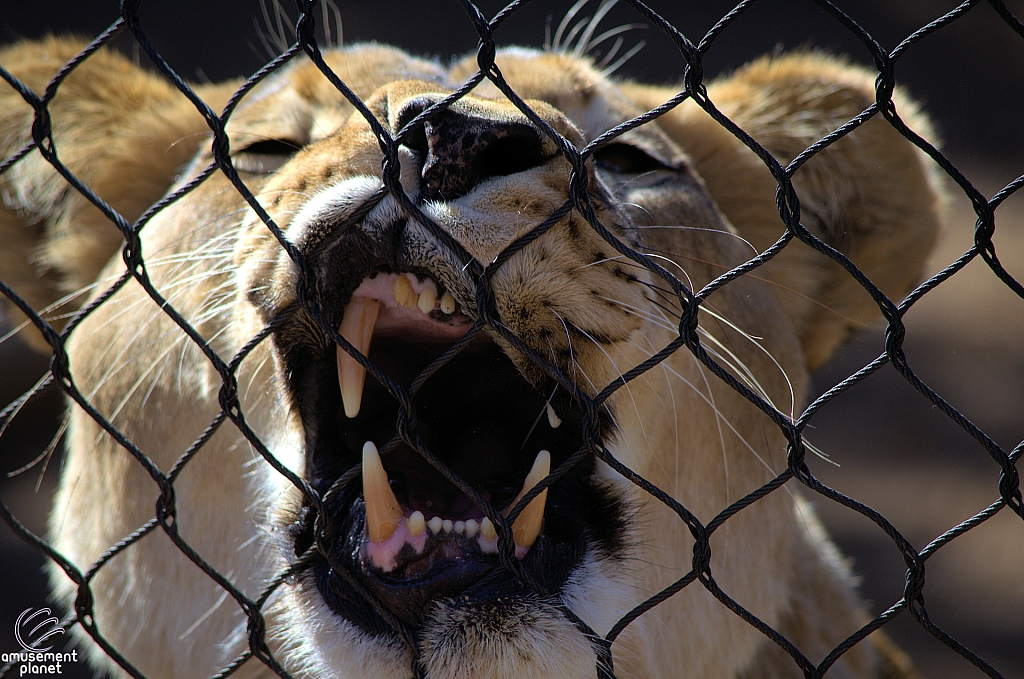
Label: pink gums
xmin=350 ymin=273 xmax=472 ymax=342
xmin=365 ymin=518 xmax=530 ymax=571
xmin=365 ymin=517 xmax=428 ymax=572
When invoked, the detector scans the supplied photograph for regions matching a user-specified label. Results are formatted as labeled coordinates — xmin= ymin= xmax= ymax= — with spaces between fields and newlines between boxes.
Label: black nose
xmin=396 ymin=97 xmax=550 ymax=202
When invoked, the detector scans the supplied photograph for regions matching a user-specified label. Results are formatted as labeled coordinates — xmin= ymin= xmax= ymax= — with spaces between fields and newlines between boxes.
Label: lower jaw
xmin=313 ymin=548 xmax=531 ymax=632
xmin=302 ymin=466 xmax=631 ymax=636
xmin=310 ymin=506 xmax=583 ymax=633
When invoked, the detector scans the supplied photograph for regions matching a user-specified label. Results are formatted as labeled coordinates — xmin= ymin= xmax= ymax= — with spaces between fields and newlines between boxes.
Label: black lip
xmin=309 ymin=338 xmax=592 ymax=627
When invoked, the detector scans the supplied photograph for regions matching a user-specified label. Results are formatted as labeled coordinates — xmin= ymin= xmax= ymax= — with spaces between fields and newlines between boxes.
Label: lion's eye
xmin=593 ymin=143 xmax=669 ymax=175
xmin=232 ymin=138 xmax=302 ymax=174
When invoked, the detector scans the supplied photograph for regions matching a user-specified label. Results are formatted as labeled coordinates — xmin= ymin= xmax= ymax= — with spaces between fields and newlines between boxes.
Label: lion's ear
xmin=0 ymin=37 xmax=232 ymax=351
xmin=621 ymin=53 xmax=945 ymax=370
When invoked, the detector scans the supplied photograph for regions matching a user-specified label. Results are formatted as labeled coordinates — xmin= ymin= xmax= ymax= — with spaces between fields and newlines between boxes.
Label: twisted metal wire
xmin=0 ymin=1 xmax=1021 ymax=678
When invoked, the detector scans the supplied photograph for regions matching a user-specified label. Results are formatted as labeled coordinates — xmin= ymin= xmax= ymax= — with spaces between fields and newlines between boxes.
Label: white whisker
xmin=603 ymin=279 xmax=795 ymax=422
xmin=575 ymin=324 xmax=654 ymax=449
xmin=573 ymin=254 xmax=625 ymax=271
xmin=552 ymin=0 xmax=589 ymax=52
xmin=561 ymin=18 xmax=591 ymax=57
xmin=573 ymin=0 xmax=618 ymax=58
xmin=639 ymin=252 xmax=695 ymax=291
xmin=692 ymin=347 xmax=731 ymax=517
xmin=0 ymin=317 xmax=32 ymax=346
xmin=601 ymin=39 xmax=646 ymax=76
xmin=642 ymin=349 xmax=782 ymax=480
xmin=550 ymin=309 xmax=596 ymax=394
xmin=596 ymin=295 xmax=678 ymax=335
xmin=698 ymin=329 xmax=778 ymax=410
xmin=634 ymin=225 xmax=760 ymax=257
xmin=696 ymin=307 xmax=795 ymax=421
xmin=595 ymin=35 xmax=625 ymax=70
xmin=588 ymin=24 xmax=647 ymax=64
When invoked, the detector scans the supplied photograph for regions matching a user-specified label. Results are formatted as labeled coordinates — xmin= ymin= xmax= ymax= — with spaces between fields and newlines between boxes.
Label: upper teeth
xmin=417 ymin=285 xmax=437 ymax=314
xmin=361 ymin=442 xmax=550 ymax=566
xmin=440 ymin=291 xmax=456 ymax=314
xmin=338 ymin=273 xmax=457 ymax=418
xmin=393 ymin=276 xmax=418 ymax=308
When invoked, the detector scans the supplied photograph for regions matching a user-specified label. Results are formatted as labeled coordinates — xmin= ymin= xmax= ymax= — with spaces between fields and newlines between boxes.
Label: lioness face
xmin=0 ymin=35 xmax=941 ymax=679
xmin=218 ymin=47 xmax=711 ymax=677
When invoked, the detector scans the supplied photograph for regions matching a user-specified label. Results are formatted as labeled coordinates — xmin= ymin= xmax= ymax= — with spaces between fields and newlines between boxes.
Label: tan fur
xmin=0 ymin=38 xmax=238 ymax=350
xmin=0 ymin=39 xmax=941 ymax=679
xmin=621 ymin=56 xmax=944 ymax=368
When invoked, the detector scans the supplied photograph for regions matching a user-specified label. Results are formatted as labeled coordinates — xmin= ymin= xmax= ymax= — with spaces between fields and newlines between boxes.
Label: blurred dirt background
xmin=1 ymin=1 xmax=1021 ymax=678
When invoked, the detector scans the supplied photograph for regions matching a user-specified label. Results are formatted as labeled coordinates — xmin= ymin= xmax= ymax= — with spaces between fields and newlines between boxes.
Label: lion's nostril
xmin=469 ymin=131 xmax=547 ymax=182
xmin=396 ymin=98 xmax=548 ymax=202
xmin=400 ymin=124 xmax=429 ymax=157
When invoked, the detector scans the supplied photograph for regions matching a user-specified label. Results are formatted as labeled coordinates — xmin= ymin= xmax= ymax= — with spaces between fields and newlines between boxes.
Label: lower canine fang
xmin=506 ymin=450 xmax=550 ymax=551
xmin=363 ymin=441 xmax=403 ymax=543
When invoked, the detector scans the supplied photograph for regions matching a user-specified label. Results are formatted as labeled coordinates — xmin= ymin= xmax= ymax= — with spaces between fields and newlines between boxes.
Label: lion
xmin=0 ymin=32 xmax=943 ymax=679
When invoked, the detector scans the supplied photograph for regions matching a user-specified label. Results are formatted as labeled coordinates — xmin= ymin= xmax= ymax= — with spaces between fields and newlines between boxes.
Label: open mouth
xmin=336 ymin=273 xmax=559 ymax=574
xmin=282 ymin=267 xmax=627 ymax=633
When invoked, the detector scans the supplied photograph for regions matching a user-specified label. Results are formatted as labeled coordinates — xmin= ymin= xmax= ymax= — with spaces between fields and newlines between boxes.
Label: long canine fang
xmin=338 ymin=297 xmax=380 ymax=418
xmin=362 ymin=441 xmax=403 ymax=543
xmin=506 ymin=450 xmax=550 ymax=551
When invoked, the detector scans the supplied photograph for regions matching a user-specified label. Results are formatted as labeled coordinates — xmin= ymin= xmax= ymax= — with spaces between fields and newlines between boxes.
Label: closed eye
xmin=593 ymin=143 xmax=670 ymax=175
xmin=232 ymin=138 xmax=303 ymax=174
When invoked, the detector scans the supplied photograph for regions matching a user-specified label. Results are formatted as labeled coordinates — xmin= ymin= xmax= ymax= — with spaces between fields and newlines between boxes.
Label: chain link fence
xmin=1 ymin=1 xmax=1022 ymax=678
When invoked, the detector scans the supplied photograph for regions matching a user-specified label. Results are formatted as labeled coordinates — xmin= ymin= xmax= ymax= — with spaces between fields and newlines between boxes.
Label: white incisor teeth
xmin=439 ymin=291 xmax=456 ymax=314
xmin=480 ymin=516 xmax=497 ymax=541
xmin=362 ymin=441 xmax=403 ymax=543
xmin=417 ymin=285 xmax=437 ymax=314
xmin=408 ymin=510 xmax=426 ymax=537
xmin=506 ymin=450 xmax=550 ymax=551
xmin=338 ymin=297 xmax=380 ymax=418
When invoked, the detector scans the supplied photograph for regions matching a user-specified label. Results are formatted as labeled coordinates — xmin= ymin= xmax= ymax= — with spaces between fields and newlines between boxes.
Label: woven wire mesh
xmin=0 ymin=1 xmax=1022 ymax=678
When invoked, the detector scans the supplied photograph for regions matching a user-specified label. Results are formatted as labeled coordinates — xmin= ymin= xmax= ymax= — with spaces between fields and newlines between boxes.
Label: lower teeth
xmin=362 ymin=440 xmax=549 ymax=570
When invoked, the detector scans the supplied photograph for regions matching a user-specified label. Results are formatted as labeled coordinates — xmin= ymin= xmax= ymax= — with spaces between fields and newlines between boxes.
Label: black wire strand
xmin=0 ymin=2 xmax=1020 ymax=678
